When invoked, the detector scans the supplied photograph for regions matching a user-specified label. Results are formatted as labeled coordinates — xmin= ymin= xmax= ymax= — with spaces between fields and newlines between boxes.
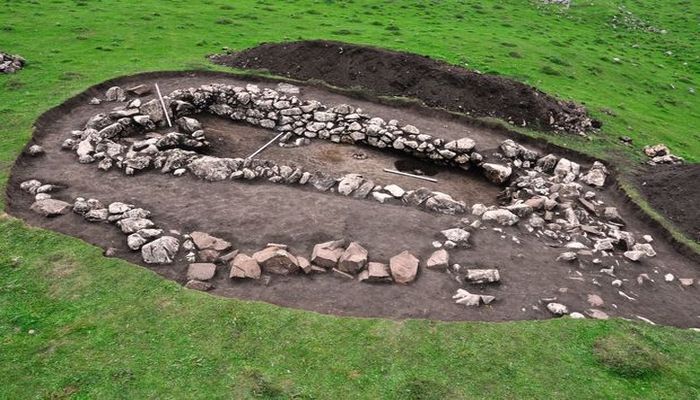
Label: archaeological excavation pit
xmin=7 ymin=70 xmax=698 ymax=327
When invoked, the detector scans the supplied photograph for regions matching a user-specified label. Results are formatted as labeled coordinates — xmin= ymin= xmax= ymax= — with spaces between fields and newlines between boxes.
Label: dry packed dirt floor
xmin=7 ymin=71 xmax=699 ymax=327
xmin=633 ymin=164 xmax=700 ymax=243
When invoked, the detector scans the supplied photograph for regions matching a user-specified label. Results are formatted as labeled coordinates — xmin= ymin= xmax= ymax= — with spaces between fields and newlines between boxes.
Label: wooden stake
xmin=154 ymin=83 xmax=172 ymax=128
xmin=246 ymin=132 xmax=285 ymax=160
xmin=383 ymin=168 xmax=438 ymax=183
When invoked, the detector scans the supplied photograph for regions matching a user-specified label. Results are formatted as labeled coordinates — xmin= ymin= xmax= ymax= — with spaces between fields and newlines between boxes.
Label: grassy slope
xmin=0 ymin=0 xmax=698 ymax=398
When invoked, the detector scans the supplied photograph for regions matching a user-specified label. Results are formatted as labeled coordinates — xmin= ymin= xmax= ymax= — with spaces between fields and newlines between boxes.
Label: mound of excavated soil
xmin=211 ymin=40 xmax=598 ymax=135
xmin=634 ymin=164 xmax=700 ymax=242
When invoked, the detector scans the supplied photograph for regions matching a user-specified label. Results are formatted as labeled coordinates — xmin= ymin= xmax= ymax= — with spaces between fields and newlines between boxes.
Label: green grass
xmin=0 ymin=0 xmax=699 ymax=398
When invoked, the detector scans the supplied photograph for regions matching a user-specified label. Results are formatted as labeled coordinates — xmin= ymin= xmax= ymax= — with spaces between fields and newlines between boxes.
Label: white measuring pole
xmin=154 ymin=83 xmax=172 ymax=127
xmin=383 ymin=168 xmax=438 ymax=183
xmin=246 ymin=132 xmax=285 ymax=160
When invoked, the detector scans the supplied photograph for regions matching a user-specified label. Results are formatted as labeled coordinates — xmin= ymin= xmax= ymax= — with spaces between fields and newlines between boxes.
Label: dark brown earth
xmin=7 ymin=71 xmax=699 ymax=327
xmin=211 ymin=40 xmax=599 ymax=134
xmin=633 ymin=164 xmax=700 ymax=243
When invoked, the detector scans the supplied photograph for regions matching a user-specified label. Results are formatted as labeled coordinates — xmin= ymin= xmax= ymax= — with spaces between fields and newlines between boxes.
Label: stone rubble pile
xmin=0 ymin=52 xmax=25 ymax=74
xmin=475 ymin=144 xmax=660 ymax=267
xmin=643 ymin=143 xmax=683 ymax=165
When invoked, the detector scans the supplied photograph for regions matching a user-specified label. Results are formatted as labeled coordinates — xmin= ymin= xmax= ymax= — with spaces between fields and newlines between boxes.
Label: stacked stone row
xmin=60 ymin=84 xmax=471 ymax=215
xmin=168 ymin=83 xmax=481 ymax=169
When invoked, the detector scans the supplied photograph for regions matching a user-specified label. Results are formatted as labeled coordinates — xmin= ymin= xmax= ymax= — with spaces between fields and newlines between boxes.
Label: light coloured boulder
xmin=632 ymin=243 xmax=656 ymax=257
xmin=187 ymin=263 xmax=216 ymax=281
xmin=229 ymin=253 xmax=261 ymax=279
xmin=581 ymin=161 xmax=608 ymax=187
xmin=30 ymin=199 xmax=71 ymax=217
xmin=546 ymin=302 xmax=569 ymax=316
xmin=105 ymin=86 xmax=126 ymax=102
xmin=440 ymin=228 xmax=470 ymax=247
xmin=389 ymin=251 xmax=419 ymax=284
xmin=117 ymin=217 xmax=154 ymax=234
xmin=384 ymin=184 xmax=405 ymax=198
xmin=187 ymin=156 xmax=239 ymax=181
xmin=624 ymin=250 xmax=645 ymax=262
xmin=444 ymin=137 xmax=476 ymax=153
xmin=337 ymin=174 xmax=364 ymax=196
xmin=481 ymin=163 xmax=512 ymax=184
xmin=482 ymin=209 xmax=519 ymax=226
xmin=127 ymin=233 xmax=147 ymax=250
xmin=141 ymin=236 xmax=179 ymax=264
xmin=466 ymin=269 xmax=500 ymax=283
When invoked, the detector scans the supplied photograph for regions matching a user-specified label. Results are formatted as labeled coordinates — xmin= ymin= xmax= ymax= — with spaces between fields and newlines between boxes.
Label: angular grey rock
xmin=229 ymin=253 xmax=261 ymax=279
xmin=466 ymin=269 xmax=500 ymax=284
xmin=27 ymin=145 xmax=44 ymax=156
xmin=444 ymin=137 xmax=476 ymax=153
xmin=440 ymin=228 xmax=470 ymax=247
xmin=581 ymin=161 xmax=608 ymax=187
xmin=20 ymin=179 xmax=42 ymax=194
xmin=337 ymin=174 xmax=364 ymax=196
xmin=30 ymin=199 xmax=71 ymax=217
xmin=176 ymin=117 xmax=202 ymax=134
xmin=108 ymin=202 xmax=132 ymax=214
xmin=187 ymin=156 xmax=238 ymax=181
xmin=186 ymin=263 xmax=216 ymax=281
xmin=309 ymin=172 xmax=336 ymax=191
xmin=337 ymin=241 xmax=368 ymax=274
xmin=557 ymin=252 xmax=577 ymax=262
xmin=632 ymin=243 xmax=656 ymax=257
xmin=603 ymin=207 xmax=624 ymax=224
xmin=127 ymin=233 xmax=148 ymax=250
xmin=424 ymin=192 xmax=466 ymax=215
xmin=624 ymin=250 xmax=645 ymax=262
xmin=481 ymin=209 xmax=519 ymax=226
xmin=141 ymin=236 xmax=179 ymax=264
xmin=84 ymin=208 xmax=109 ymax=222
xmin=372 ymin=192 xmax=393 ymax=203
xmin=546 ymin=302 xmax=569 ymax=316
xmin=536 ymin=154 xmax=558 ymax=172
xmin=352 ymin=179 xmax=375 ymax=199
xmin=116 ymin=217 xmax=155 ymax=234
xmin=499 ymin=139 xmax=521 ymax=158
xmin=453 ymin=289 xmax=484 ymax=306
xmin=105 ymin=86 xmax=126 ymax=102
xmin=553 ymin=158 xmax=580 ymax=178
xmin=389 ymin=251 xmax=419 ymax=284
xmin=481 ymin=163 xmax=512 ymax=184
xmin=384 ymin=184 xmax=405 ymax=197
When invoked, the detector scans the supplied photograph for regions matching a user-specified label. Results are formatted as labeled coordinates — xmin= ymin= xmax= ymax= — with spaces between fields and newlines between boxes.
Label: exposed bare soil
xmin=211 ymin=40 xmax=598 ymax=134
xmin=7 ymin=71 xmax=699 ymax=327
xmin=633 ymin=164 xmax=700 ymax=243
